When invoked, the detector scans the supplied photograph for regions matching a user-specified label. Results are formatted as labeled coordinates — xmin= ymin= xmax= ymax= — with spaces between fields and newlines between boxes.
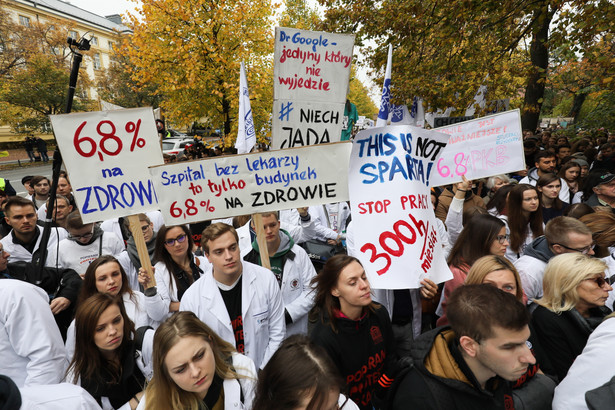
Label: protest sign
xmin=149 ymin=142 xmax=352 ymax=224
xmin=271 ymin=27 xmax=354 ymax=150
xmin=349 ymin=125 xmax=453 ymax=289
xmin=50 ymin=107 xmax=163 ymax=224
xmin=430 ymin=109 xmax=524 ymax=187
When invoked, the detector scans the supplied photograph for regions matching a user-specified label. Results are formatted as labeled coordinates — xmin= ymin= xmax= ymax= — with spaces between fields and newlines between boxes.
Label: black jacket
xmin=531 ymin=305 xmax=609 ymax=382
xmin=310 ymin=304 xmax=395 ymax=410
xmin=391 ymin=327 xmax=515 ymax=410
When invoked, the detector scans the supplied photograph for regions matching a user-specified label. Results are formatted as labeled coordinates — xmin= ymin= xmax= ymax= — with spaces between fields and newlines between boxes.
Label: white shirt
xmin=57 ymin=232 xmax=125 ymax=275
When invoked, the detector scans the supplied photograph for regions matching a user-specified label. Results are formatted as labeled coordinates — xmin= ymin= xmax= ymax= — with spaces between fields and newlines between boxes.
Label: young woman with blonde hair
xmin=139 ymin=311 xmax=256 ymax=410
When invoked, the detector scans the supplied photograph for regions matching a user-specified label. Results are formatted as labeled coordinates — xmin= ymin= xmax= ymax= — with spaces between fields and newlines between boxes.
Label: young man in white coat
xmin=180 ymin=223 xmax=285 ymax=370
xmin=243 ymin=212 xmax=316 ymax=336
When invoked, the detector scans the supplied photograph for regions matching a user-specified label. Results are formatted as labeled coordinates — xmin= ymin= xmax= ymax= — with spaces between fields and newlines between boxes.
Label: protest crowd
xmin=1 ymin=126 xmax=615 ymax=410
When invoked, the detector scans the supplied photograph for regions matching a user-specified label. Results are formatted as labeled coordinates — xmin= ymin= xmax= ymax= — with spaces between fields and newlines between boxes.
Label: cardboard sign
xmin=149 ymin=142 xmax=352 ymax=224
xmin=431 ymin=109 xmax=524 ymax=187
xmin=349 ymin=125 xmax=453 ymax=289
xmin=271 ymin=27 xmax=354 ymax=149
xmin=50 ymin=107 xmax=163 ymax=223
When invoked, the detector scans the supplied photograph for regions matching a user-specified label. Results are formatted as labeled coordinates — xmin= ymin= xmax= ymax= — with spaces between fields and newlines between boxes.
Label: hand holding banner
xmin=50 ymin=107 xmax=163 ymax=224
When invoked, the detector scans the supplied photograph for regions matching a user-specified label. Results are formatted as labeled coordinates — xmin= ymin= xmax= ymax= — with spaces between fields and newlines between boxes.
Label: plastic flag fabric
xmin=235 ymin=62 xmax=256 ymax=154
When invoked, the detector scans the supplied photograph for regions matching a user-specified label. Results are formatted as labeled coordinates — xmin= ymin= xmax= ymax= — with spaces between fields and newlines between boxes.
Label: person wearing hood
xmin=57 ymin=211 xmax=125 ymax=278
xmin=519 ymin=150 xmax=571 ymax=203
xmin=391 ymin=284 xmax=539 ymax=410
xmin=243 ymin=211 xmax=316 ymax=336
xmin=515 ymin=216 xmax=594 ymax=305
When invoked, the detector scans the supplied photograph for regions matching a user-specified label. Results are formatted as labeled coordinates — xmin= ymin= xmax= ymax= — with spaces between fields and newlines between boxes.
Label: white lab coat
xmin=143 ymin=255 xmax=210 ymax=322
xmin=116 ymin=251 xmax=140 ymax=291
xmin=136 ymin=352 xmax=257 ymax=410
xmin=180 ymin=261 xmax=286 ymax=370
xmin=553 ymin=317 xmax=615 ymax=410
xmin=19 ymin=383 xmax=101 ymax=409
xmin=1 ymin=226 xmax=67 ymax=267
xmin=0 ymin=280 xmax=67 ymax=387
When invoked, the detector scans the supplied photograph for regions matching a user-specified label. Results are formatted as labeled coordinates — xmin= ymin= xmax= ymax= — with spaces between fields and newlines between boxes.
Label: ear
xmin=4 ymin=216 xmax=9 ymax=226
xmin=459 ymin=335 xmax=480 ymax=358
xmin=331 ymin=287 xmax=340 ymax=298
xmin=593 ymin=186 xmax=600 ymax=194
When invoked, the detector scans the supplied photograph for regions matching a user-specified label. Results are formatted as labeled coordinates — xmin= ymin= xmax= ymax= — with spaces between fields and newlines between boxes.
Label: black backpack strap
xmin=135 ymin=326 xmax=153 ymax=351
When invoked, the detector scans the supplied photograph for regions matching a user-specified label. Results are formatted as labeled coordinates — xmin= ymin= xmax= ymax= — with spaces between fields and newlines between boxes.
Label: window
xmin=108 ymin=41 xmax=114 ymax=51
xmin=19 ymin=16 xmax=30 ymax=27
xmin=90 ymin=36 xmax=98 ymax=46
xmin=68 ymin=30 xmax=78 ymax=40
xmin=93 ymin=53 xmax=101 ymax=70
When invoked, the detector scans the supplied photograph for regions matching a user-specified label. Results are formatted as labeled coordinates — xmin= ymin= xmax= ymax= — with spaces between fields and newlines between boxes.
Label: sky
xmin=66 ymin=0 xmax=381 ymax=105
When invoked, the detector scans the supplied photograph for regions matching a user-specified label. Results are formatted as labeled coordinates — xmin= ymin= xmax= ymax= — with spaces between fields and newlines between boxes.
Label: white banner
xmin=272 ymin=100 xmax=345 ymax=149
xmin=50 ymin=107 xmax=163 ymax=223
xmin=431 ymin=109 xmax=524 ymax=187
xmin=149 ymin=142 xmax=352 ymax=224
xmin=349 ymin=125 xmax=453 ymax=289
xmin=272 ymin=27 xmax=354 ymax=149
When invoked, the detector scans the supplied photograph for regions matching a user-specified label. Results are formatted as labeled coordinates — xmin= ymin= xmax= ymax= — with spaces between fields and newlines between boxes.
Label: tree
xmin=0 ymin=55 xmax=92 ymax=134
xmin=96 ymin=42 xmax=161 ymax=109
xmin=125 ymin=0 xmax=275 ymax=143
xmin=317 ymin=0 xmax=615 ymax=130
xmin=0 ymin=11 xmax=93 ymax=134
xmin=348 ymin=71 xmax=378 ymax=117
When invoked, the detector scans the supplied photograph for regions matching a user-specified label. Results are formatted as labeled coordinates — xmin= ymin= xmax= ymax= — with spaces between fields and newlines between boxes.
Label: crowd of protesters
xmin=1 ymin=127 xmax=615 ymax=409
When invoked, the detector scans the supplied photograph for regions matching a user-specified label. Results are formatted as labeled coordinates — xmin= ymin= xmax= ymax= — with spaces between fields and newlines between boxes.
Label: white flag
xmin=235 ymin=62 xmax=256 ymax=154
xmin=376 ymin=45 xmax=393 ymax=127
xmin=465 ymin=84 xmax=487 ymax=117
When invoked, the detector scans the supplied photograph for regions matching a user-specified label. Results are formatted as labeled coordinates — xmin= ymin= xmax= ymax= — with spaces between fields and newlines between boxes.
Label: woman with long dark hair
xmin=67 ymin=293 xmax=149 ymax=409
xmin=537 ymin=173 xmax=568 ymax=224
xmin=138 ymin=311 xmax=256 ymax=410
xmin=436 ymin=214 xmax=509 ymax=326
xmin=139 ymin=224 xmax=209 ymax=322
xmin=253 ymin=334 xmax=359 ymax=410
xmin=309 ymin=255 xmax=395 ymax=410
xmin=505 ymin=184 xmax=544 ymax=262
xmin=66 ymin=255 xmax=157 ymax=360
xmin=558 ymin=161 xmax=582 ymax=203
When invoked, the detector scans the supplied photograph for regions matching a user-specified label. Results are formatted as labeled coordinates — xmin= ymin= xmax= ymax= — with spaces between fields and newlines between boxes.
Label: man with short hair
xmin=555 ymin=144 xmax=571 ymax=166
xmin=584 ymin=172 xmax=615 ymax=208
xmin=45 ymin=195 xmax=73 ymax=229
xmin=392 ymin=285 xmax=546 ymax=409
xmin=180 ymin=223 xmax=285 ymax=369
xmin=0 ymin=196 xmax=79 ymax=337
xmin=244 ymin=212 xmax=316 ymax=335
xmin=117 ymin=213 xmax=157 ymax=290
xmin=57 ymin=211 xmax=125 ymax=277
xmin=29 ymin=176 xmax=50 ymax=210
xmin=515 ymin=216 xmax=594 ymax=304
xmin=520 ymin=151 xmax=570 ymax=202
xmin=21 ymin=176 xmax=34 ymax=201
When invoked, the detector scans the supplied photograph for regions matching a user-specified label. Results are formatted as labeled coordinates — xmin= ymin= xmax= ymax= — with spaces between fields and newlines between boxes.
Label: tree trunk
xmin=568 ymin=92 xmax=587 ymax=123
xmin=521 ymin=4 xmax=553 ymax=132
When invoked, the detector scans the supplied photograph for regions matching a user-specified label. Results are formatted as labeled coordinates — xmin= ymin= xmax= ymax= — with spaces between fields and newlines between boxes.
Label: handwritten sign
xmin=50 ymin=107 xmax=163 ymax=223
xmin=149 ymin=142 xmax=352 ymax=224
xmin=349 ymin=125 xmax=453 ymax=289
xmin=430 ymin=109 xmax=524 ymax=187
xmin=271 ymin=27 xmax=355 ymax=150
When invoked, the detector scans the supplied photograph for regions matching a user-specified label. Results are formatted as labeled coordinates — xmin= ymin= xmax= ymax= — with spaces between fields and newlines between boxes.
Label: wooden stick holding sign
xmin=252 ymin=213 xmax=271 ymax=270
xmin=127 ymin=215 xmax=156 ymax=287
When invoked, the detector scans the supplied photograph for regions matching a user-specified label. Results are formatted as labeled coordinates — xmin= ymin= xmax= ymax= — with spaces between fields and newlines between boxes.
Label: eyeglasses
xmin=164 ymin=234 xmax=187 ymax=246
xmin=496 ymin=234 xmax=510 ymax=244
xmin=69 ymin=225 xmax=94 ymax=240
xmin=553 ymin=242 xmax=595 ymax=254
